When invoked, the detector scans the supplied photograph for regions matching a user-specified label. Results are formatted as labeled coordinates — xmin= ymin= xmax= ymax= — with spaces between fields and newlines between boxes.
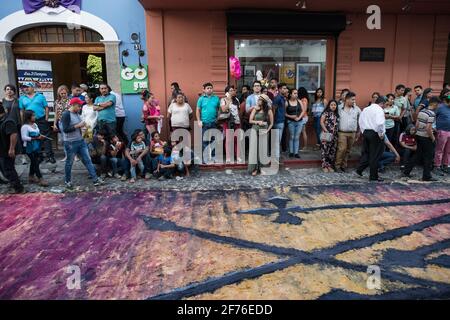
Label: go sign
xmin=120 ymin=65 xmax=149 ymax=94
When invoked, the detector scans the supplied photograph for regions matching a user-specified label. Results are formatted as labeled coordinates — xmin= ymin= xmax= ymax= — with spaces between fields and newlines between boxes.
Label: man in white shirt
xmin=109 ymin=87 xmax=126 ymax=140
xmin=356 ymin=96 xmax=387 ymax=181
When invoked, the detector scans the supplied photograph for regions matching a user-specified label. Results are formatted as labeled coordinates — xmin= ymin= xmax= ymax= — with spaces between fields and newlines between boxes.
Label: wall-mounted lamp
xmin=402 ymin=1 xmax=412 ymax=12
xmin=138 ymin=50 xmax=145 ymax=69
xmin=296 ymin=0 xmax=307 ymax=9
xmin=121 ymin=49 xmax=129 ymax=68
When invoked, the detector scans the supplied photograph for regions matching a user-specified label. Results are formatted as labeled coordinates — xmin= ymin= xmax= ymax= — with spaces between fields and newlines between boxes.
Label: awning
xmin=227 ymin=10 xmax=347 ymax=36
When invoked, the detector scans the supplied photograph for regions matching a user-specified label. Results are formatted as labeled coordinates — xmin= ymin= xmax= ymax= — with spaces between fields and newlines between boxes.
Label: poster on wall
xmin=16 ymin=59 xmax=55 ymax=121
xmin=296 ymin=63 xmax=321 ymax=93
xmin=280 ymin=63 xmax=296 ymax=86
xmin=120 ymin=65 xmax=149 ymax=94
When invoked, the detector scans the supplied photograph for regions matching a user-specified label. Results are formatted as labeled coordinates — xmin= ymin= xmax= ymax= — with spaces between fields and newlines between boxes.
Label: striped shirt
xmin=416 ymin=109 xmax=435 ymax=138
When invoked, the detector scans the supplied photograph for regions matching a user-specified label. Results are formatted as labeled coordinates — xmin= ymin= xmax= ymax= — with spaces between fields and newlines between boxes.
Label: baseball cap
xmin=69 ymin=97 xmax=84 ymax=106
xmin=22 ymin=82 xmax=35 ymax=88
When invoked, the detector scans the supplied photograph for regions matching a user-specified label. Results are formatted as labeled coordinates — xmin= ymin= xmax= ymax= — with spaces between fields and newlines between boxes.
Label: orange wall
xmin=146 ymin=10 xmax=227 ymax=138
xmin=336 ymin=14 xmax=450 ymax=106
xmin=146 ymin=10 xmax=450 ymax=136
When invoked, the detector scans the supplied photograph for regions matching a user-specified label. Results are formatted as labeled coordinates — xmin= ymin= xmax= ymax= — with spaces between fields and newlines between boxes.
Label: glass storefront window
xmin=234 ymin=38 xmax=327 ymax=94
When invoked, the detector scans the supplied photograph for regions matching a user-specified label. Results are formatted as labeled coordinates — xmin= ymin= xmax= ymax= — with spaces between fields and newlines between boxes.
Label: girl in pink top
xmin=141 ymin=90 xmax=162 ymax=136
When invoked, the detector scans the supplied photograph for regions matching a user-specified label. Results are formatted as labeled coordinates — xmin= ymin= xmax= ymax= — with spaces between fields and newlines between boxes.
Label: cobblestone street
xmin=1 ymin=153 xmax=450 ymax=299
xmin=2 ymin=150 xmax=450 ymax=193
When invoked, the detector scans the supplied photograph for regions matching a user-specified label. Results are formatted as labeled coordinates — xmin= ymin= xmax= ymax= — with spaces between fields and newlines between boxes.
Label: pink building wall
xmin=146 ymin=10 xmax=450 ymax=139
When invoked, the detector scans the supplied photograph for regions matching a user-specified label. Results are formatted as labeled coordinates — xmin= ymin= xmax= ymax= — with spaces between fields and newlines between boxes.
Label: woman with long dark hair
xmin=286 ymin=88 xmax=306 ymax=158
xmin=312 ymin=88 xmax=327 ymax=149
xmin=141 ymin=90 xmax=163 ymax=140
xmin=248 ymin=94 xmax=274 ymax=176
xmin=320 ymin=100 xmax=340 ymax=172
xmin=298 ymin=87 xmax=310 ymax=151
xmin=21 ymin=110 xmax=49 ymax=187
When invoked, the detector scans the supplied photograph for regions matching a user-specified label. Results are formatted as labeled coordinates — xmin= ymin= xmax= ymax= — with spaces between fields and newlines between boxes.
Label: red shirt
xmin=400 ymin=133 xmax=416 ymax=147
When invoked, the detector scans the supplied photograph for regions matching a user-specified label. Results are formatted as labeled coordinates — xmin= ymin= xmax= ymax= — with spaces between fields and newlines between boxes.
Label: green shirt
xmin=95 ymin=94 xmax=116 ymax=123
xmin=394 ymin=96 xmax=409 ymax=118
xmin=197 ymin=95 xmax=220 ymax=125
xmin=384 ymin=105 xmax=400 ymax=129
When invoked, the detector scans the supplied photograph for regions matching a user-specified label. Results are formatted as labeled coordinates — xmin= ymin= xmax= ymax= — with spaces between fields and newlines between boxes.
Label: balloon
xmin=229 ymin=56 xmax=242 ymax=80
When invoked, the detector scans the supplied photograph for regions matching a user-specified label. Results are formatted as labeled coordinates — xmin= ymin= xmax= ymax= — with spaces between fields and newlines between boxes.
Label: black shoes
xmin=422 ymin=177 xmax=438 ymax=182
xmin=294 ymin=154 xmax=301 ymax=159
xmin=339 ymin=167 xmax=346 ymax=173
xmin=370 ymin=178 xmax=384 ymax=182
xmin=45 ymin=157 xmax=56 ymax=164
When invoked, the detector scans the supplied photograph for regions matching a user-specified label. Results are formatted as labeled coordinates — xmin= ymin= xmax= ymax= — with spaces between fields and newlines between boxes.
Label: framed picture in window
xmin=296 ymin=63 xmax=321 ymax=93
xmin=244 ymin=65 xmax=256 ymax=78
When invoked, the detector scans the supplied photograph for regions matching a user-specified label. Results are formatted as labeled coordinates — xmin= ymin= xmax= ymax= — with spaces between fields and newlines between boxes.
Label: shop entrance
xmin=12 ymin=26 xmax=107 ymax=93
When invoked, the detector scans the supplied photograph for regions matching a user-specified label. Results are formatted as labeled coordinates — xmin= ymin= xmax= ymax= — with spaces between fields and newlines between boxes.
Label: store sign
xmin=120 ymin=65 xmax=149 ymax=94
xmin=360 ymin=48 xmax=385 ymax=62
xmin=22 ymin=0 xmax=82 ymax=14
xmin=16 ymin=59 xmax=55 ymax=122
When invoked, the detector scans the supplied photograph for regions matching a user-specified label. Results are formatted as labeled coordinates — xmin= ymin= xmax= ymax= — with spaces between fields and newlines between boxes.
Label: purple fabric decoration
xmin=22 ymin=0 xmax=82 ymax=14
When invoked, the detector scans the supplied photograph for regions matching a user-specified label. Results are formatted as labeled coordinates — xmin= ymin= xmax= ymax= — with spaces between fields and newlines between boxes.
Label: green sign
xmin=120 ymin=65 xmax=149 ymax=94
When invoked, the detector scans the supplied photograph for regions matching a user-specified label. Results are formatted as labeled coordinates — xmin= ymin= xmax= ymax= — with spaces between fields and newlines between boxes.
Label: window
xmin=13 ymin=26 xmax=103 ymax=43
xmin=234 ymin=38 xmax=328 ymax=94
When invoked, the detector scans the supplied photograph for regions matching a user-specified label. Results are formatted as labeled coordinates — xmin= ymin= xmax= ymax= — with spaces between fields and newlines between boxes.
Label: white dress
xmin=81 ymin=104 xmax=98 ymax=130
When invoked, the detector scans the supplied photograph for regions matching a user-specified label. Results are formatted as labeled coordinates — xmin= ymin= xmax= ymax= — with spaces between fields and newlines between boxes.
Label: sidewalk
xmin=1 ymin=147 xmax=449 ymax=194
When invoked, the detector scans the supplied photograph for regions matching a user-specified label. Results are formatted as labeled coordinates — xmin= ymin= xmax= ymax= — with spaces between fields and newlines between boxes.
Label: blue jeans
xmin=313 ymin=116 xmax=322 ymax=145
xmin=202 ymin=122 xmax=217 ymax=161
xmin=288 ymin=120 xmax=304 ymax=155
xmin=379 ymin=152 xmax=396 ymax=170
xmin=64 ymin=140 xmax=99 ymax=184
xmin=273 ymin=122 xmax=285 ymax=159
xmin=100 ymin=155 xmax=127 ymax=175
xmin=130 ymin=159 xmax=145 ymax=179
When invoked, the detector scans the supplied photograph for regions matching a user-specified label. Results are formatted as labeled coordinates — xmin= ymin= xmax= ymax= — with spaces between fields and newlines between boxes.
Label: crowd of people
xmin=0 ymin=78 xmax=449 ymax=193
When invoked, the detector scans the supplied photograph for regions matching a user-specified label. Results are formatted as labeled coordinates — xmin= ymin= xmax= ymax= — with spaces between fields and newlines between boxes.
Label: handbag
xmin=320 ymin=132 xmax=333 ymax=142
xmin=217 ymin=98 xmax=231 ymax=122
xmin=320 ymin=112 xmax=337 ymax=142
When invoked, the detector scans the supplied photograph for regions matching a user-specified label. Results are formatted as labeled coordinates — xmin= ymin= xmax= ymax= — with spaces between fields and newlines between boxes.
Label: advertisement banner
xmin=120 ymin=65 xmax=149 ymax=95
xmin=16 ymin=59 xmax=55 ymax=121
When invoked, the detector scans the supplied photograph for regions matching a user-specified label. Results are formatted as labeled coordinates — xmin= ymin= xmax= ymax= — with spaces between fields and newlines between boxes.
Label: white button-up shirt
xmin=359 ymin=103 xmax=386 ymax=136
xmin=338 ymin=104 xmax=361 ymax=132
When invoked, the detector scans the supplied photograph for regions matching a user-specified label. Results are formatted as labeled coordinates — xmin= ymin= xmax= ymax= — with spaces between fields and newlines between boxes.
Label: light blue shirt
xmin=95 ymin=94 xmax=117 ymax=123
xmin=19 ymin=93 xmax=48 ymax=120
xmin=245 ymin=94 xmax=260 ymax=113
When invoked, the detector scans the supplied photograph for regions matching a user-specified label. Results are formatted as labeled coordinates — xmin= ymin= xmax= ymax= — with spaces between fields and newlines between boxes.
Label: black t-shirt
xmin=2 ymin=98 xmax=21 ymax=127
xmin=0 ymin=116 xmax=18 ymax=157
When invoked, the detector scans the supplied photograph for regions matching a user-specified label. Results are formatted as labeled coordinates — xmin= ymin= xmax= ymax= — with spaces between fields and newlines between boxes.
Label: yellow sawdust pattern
xmin=336 ymin=224 xmax=450 ymax=265
xmin=395 ymin=265 xmax=450 ymax=285
xmin=190 ymin=263 xmax=413 ymax=300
